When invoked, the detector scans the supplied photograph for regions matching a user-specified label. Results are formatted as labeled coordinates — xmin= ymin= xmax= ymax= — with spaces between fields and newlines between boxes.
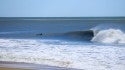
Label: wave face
xmin=40 ymin=30 xmax=94 ymax=42
xmin=91 ymin=23 xmax=125 ymax=44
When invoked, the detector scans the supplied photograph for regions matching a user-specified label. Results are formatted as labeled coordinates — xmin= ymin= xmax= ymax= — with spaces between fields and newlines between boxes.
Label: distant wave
xmin=0 ymin=31 xmax=30 ymax=34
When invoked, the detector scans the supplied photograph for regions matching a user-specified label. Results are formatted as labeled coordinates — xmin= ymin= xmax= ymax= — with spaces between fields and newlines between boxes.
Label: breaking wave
xmin=0 ymin=23 xmax=125 ymax=45
xmin=44 ymin=23 xmax=125 ymax=44
xmin=91 ymin=23 xmax=125 ymax=44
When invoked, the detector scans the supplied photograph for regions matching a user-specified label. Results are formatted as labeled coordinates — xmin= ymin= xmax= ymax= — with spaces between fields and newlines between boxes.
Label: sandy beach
xmin=0 ymin=61 xmax=81 ymax=70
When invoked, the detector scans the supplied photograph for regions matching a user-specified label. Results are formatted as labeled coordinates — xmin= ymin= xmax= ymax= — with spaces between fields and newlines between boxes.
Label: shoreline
xmin=0 ymin=61 xmax=81 ymax=70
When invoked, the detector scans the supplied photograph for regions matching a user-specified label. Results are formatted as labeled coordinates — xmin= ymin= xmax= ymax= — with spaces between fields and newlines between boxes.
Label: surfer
xmin=36 ymin=33 xmax=43 ymax=36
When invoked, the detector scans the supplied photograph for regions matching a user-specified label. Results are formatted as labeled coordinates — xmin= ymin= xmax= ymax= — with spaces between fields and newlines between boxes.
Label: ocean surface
xmin=0 ymin=17 xmax=125 ymax=70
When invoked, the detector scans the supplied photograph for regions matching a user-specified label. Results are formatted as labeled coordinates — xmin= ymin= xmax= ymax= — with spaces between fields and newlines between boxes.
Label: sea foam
xmin=0 ymin=39 xmax=125 ymax=70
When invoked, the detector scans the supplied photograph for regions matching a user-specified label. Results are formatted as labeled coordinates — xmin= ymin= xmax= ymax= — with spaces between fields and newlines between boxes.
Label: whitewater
xmin=0 ymin=38 xmax=125 ymax=70
xmin=91 ymin=23 xmax=125 ymax=44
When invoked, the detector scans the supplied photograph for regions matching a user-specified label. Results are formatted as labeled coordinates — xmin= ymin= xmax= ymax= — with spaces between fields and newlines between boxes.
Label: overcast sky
xmin=0 ymin=0 xmax=125 ymax=17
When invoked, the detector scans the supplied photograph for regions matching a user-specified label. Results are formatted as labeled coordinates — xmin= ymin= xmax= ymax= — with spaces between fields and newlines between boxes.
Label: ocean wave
xmin=0 ymin=23 xmax=125 ymax=45
xmin=91 ymin=23 xmax=125 ymax=44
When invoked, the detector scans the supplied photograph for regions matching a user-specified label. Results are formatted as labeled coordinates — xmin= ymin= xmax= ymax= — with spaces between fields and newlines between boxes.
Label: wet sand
xmin=0 ymin=61 xmax=82 ymax=70
xmin=0 ymin=67 xmax=30 ymax=70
